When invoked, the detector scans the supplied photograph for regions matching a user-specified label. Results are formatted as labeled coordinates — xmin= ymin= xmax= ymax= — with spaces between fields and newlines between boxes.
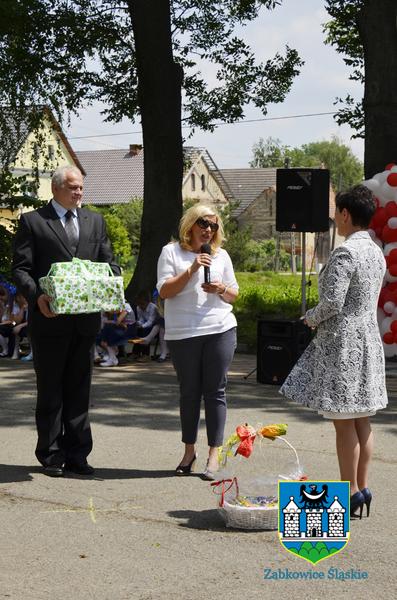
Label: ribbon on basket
xmin=211 ymin=477 xmax=239 ymax=508
xmin=218 ymin=422 xmax=288 ymax=466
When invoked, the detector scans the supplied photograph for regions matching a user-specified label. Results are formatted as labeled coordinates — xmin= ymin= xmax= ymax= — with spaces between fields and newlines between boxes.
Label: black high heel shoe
xmin=360 ymin=488 xmax=372 ymax=517
xmin=350 ymin=490 xmax=365 ymax=519
xmin=175 ymin=453 xmax=197 ymax=475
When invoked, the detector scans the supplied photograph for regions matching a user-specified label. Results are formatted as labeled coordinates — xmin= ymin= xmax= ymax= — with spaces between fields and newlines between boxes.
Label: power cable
xmin=68 ymin=110 xmax=337 ymax=140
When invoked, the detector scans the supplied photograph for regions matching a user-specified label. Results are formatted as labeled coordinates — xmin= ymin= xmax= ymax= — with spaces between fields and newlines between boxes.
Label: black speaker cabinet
xmin=276 ymin=168 xmax=330 ymax=232
xmin=257 ymin=319 xmax=312 ymax=385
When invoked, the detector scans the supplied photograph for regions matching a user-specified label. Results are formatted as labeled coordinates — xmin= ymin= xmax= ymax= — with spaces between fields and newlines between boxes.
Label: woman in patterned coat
xmin=280 ymin=185 xmax=388 ymax=518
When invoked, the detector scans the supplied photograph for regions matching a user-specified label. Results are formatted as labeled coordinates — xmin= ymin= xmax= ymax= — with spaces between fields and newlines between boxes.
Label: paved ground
xmin=0 ymin=354 xmax=396 ymax=600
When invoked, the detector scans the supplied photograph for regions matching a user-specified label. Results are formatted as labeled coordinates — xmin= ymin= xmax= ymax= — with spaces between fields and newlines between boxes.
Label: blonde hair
xmin=179 ymin=204 xmax=225 ymax=252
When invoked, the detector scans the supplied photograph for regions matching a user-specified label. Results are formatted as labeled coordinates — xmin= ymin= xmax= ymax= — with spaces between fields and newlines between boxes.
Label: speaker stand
xmin=301 ymin=232 xmax=307 ymax=316
xmin=243 ymin=366 xmax=257 ymax=380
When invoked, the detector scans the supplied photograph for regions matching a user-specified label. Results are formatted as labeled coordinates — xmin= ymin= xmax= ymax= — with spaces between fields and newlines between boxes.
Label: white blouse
xmin=157 ymin=242 xmax=238 ymax=340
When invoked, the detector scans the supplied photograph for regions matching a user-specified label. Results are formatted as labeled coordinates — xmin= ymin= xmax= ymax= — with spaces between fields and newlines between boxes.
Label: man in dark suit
xmin=13 ymin=165 xmax=120 ymax=477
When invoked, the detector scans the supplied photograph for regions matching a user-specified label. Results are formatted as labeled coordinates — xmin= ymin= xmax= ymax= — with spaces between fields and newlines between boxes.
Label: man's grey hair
xmin=52 ymin=165 xmax=83 ymax=187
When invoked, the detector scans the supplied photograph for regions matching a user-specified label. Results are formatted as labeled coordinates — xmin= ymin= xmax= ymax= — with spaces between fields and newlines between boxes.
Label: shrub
xmin=234 ymin=272 xmax=319 ymax=348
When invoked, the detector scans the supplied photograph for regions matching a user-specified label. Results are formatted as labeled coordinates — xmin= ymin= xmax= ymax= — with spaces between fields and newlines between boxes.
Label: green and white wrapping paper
xmin=39 ymin=258 xmax=125 ymax=314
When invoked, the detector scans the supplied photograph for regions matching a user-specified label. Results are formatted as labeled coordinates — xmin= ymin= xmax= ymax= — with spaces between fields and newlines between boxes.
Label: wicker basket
xmin=212 ymin=436 xmax=304 ymax=531
xmin=222 ymin=498 xmax=278 ymax=530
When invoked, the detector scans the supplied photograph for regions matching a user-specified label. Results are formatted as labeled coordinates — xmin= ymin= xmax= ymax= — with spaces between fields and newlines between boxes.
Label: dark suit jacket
xmin=12 ymin=203 xmax=121 ymax=337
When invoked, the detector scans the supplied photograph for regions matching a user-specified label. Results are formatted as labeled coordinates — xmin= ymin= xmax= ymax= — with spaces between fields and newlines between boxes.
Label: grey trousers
xmin=168 ymin=327 xmax=237 ymax=447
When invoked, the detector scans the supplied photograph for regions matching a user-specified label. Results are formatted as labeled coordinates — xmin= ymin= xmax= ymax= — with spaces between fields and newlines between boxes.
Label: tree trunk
xmin=125 ymin=0 xmax=183 ymax=302
xmin=358 ymin=0 xmax=397 ymax=178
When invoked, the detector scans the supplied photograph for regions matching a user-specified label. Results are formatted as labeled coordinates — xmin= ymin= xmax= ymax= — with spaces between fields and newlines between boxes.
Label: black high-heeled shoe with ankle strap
xmin=175 ymin=453 xmax=197 ymax=475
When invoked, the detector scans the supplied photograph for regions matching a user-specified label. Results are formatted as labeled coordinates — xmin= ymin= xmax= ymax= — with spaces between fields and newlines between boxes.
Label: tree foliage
xmin=0 ymin=0 xmax=302 ymax=133
xmin=0 ymin=0 xmax=303 ymax=292
xmin=250 ymin=135 xmax=363 ymax=190
xmin=87 ymin=202 xmax=140 ymax=268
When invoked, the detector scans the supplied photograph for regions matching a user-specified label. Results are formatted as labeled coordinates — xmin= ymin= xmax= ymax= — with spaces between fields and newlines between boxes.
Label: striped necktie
xmin=64 ymin=210 xmax=79 ymax=254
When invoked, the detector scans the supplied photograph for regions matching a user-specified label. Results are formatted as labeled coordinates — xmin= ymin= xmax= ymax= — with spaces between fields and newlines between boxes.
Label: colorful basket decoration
xmin=212 ymin=423 xmax=306 ymax=530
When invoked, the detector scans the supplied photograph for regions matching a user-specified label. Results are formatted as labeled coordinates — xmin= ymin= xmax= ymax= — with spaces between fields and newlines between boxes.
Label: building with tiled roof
xmin=76 ymin=146 xmax=144 ymax=205
xmin=0 ymin=106 xmax=85 ymax=224
xmin=213 ymin=168 xmax=277 ymax=217
xmin=77 ymin=145 xmax=232 ymax=207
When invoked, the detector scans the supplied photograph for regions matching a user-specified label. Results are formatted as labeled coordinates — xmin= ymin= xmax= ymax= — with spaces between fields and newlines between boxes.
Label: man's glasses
xmin=196 ymin=218 xmax=219 ymax=232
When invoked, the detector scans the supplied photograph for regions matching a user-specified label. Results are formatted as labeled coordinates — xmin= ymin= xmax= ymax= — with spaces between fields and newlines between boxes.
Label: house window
xmin=48 ymin=145 xmax=55 ymax=160
xmin=191 ymin=174 xmax=196 ymax=191
xmin=201 ymin=174 xmax=206 ymax=191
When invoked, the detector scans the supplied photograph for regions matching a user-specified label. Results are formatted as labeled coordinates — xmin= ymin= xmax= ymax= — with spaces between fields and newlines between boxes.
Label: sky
xmin=66 ymin=0 xmax=363 ymax=169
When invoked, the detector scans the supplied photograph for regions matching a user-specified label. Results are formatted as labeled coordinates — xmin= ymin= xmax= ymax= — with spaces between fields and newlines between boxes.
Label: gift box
xmin=39 ymin=258 xmax=125 ymax=315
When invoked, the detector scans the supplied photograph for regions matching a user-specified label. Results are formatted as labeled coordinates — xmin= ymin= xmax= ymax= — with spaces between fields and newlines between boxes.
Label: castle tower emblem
xmin=278 ymin=481 xmax=350 ymax=565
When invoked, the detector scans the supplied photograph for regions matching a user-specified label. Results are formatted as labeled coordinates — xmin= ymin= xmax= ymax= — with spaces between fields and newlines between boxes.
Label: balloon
xmin=385 ymin=201 xmax=397 ymax=218
xmin=383 ymin=301 xmax=396 ymax=314
xmin=387 ymin=173 xmax=397 ymax=187
xmin=380 ymin=316 xmax=393 ymax=335
xmin=390 ymin=320 xmax=397 ymax=334
xmin=377 ymin=307 xmax=386 ymax=323
xmin=385 ymin=163 xmax=397 ymax=171
xmin=372 ymin=207 xmax=388 ymax=227
xmin=363 ymin=178 xmax=381 ymax=193
xmin=388 ymin=249 xmax=397 ymax=263
xmin=383 ymin=242 xmax=397 ymax=256
xmin=388 ymin=217 xmax=397 ymax=229
xmin=373 ymin=171 xmax=389 ymax=183
xmin=389 ymin=264 xmax=397 ymax=277
xmin=385 ymin=271 xmax=397 ymax=283
xmin=383 ymin=343 xmax=397 ymax=357
xmin=383 ymin=332 xmax=394 ymax=344
xmin=382 ymin=225 xmax=397 ymax=243
xmin=381 ymin=181 xmax=396 ymax=201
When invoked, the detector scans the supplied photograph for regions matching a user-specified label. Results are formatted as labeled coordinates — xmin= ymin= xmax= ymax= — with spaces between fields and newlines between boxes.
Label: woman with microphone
xmin=157 ymin=204 xmax=238 ymax=479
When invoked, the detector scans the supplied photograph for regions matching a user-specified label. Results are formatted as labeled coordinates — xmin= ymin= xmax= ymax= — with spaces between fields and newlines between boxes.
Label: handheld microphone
xmin=200 ymin=243 xmax=211 ymax=283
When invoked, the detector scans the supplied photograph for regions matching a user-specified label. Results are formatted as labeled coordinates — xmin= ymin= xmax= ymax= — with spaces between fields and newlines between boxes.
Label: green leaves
xmin=250 ymin=135 xmax=363 ymax=191
xmin=0 ymin=1 xmax=302 ymax=132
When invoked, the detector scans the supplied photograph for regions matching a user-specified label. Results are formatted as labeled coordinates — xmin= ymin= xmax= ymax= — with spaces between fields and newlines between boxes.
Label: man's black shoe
xmin=43 ymin=465 xmax=64 ymax=477
xmin=64 ymin=462 xmax=95 ymax=475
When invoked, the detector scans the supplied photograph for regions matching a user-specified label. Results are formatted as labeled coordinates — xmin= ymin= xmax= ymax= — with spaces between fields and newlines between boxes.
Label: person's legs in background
xmin=157 ymin=326 xmax=169 ymax=361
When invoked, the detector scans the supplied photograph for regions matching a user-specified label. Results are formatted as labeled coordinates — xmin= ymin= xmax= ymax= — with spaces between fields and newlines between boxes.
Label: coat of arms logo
xmin=278 ymin=480 xmax=350 ymax=564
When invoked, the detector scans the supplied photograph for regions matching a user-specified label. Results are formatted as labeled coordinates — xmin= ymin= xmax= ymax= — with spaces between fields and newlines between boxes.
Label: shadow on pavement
xmin=1 ymin=357 xmax=396 ymax=431
xmin=168 ymin=508 xmax=228 ymax=531
xmin=89 ymin=468 xmax=177 ymax=480
xmin=0 ymin=464 xmax=34 ymax=483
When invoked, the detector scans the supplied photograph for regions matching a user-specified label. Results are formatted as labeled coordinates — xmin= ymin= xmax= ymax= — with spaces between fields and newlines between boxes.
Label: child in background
xmin=131 ymin=295 xmax=168 ymax=362
xmin=98 ymin=303 xmax=136 ymax=367
xmin=132 ymin=290 xmax=159 ymax=362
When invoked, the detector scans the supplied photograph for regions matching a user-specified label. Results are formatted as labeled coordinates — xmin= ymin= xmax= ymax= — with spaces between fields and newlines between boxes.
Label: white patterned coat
xmin=280 ymin=231 xmax=388 ymax=414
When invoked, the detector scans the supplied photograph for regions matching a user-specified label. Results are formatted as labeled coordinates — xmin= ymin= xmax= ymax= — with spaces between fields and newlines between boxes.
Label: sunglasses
xmin=196 ymin=218 xmax=219 ymax=232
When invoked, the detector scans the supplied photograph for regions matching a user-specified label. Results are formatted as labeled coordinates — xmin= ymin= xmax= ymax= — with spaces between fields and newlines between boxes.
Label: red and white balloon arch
xmin=363 ymin=163 xmax=397 ymax=357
